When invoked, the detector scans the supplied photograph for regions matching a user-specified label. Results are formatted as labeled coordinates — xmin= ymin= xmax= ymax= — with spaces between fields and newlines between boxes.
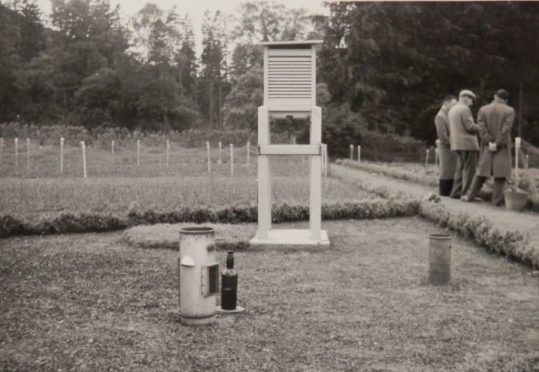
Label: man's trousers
xmin=450 ymin=150 xmax=478 ymax=198
xmin=466 ymin=176 xmax=507 ymax=206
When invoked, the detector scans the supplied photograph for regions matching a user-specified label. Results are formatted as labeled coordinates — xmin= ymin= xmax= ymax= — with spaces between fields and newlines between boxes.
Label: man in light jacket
xmin=462 ymin=89 xmax=515 ymax=205
xmin=435 ymin=95 xmax=458 ymax=196
xmin=449 ymin=90 xmax=481 ymax=198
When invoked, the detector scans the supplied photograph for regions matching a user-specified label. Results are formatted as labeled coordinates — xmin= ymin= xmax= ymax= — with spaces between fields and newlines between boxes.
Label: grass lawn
xmin=1 ymin=218 xmax=537 ymax=371
xmin=0 ymin=176 xmax=376 ymax=215
xmin=0 ymin=145 xmax=378 ymax=215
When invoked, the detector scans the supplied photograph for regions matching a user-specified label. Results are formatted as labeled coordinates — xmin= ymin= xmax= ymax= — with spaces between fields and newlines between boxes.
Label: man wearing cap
xmin=435 ymin=95 xmax=458 ymax=196
xmin=462 ymin=89 xmax=515 ymax=205
xmin=448 ymin=90 xmax=481 ymax=198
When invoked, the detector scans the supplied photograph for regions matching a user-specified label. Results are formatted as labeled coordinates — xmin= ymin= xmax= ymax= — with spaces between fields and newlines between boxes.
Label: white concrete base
xmin=216 ymin=306 xmax=246 ymax=314
xmin=249 ymin=229 xmax=330 ymax=251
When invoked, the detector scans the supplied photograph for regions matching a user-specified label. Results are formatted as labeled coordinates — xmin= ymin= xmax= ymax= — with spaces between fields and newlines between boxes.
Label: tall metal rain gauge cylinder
xmin=178 ymin=226 xmax=219 ymax=325
xmin=429 ymin=233 xmax=452 ymax=285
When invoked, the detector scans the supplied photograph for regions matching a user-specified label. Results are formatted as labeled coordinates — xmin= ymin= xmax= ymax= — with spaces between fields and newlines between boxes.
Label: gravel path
xmin=332 ymin=164 xmax=539 ymax=241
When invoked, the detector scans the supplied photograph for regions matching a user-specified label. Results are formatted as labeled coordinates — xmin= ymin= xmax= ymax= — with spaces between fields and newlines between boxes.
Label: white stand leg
xmin=310 ymin=106 xmax=322 ymax=240
xmin=257 ymin=106 xmax=271 ymax=239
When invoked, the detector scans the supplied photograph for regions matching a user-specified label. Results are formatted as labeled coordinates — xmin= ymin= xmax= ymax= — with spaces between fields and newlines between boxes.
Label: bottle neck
xmin=226 ymin=252 xmax=234 ymax=269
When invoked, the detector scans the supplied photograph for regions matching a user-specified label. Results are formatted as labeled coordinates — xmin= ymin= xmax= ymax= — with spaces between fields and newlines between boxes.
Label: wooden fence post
xmin=26 ymin=138 xmax=30 ymax=172
xmin=136 ymin=139 xmax=140 ymax=166
xmin=60 ymin=137 xmax=64 ymax=175
xmin=515 ymin=137 xmax=521 ymax=187
xmin=14 ymin=137 xmax=18 ymax=169
xmin=230 ymin=143 xmax=234 ymax=176
xmin=166 ymin=140 xmax=170 ymax=170
xmin=357 ymin=145 xmax=361 ymax=163
xmin=350 ymin=144 xmax=353 ymax=160
xmin=246 ymin=141 xmax=250 ymax=166
xmin=0 ymin=137 xmax=3 ymax=163
xmin=218 ymin=141 xmax=222 ymax=164
xmin=81 ymin=141 xmax=87 ymax=178
xmin=206 ymin=141 xmax=211 ymax=173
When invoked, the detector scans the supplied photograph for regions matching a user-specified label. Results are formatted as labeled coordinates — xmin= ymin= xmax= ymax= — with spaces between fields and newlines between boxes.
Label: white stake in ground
xmin=14 ymin=137 xmax=18 ymax=169
xmin=0 ymin=137 xmax=3 ymax=162
xmin=137 ymin=139 xmax=140 ymax=166
xmin=357 ymin=145 xmax=361 ymax=163
xmin=435 ymin=147 xmax=439 ymax=167
xmin=246 ymin=141 xmax=251 ymax=166
xmin=81 ymin=141 xmax=87 ymax=178
xmin=425 ymin=148 xmax=429 ymax=167
xmin=230 ymin=144 xmax=234 ymax=176
xmin=206 ymin=141 xmax=211 ymax=173
xmin=218 ymin=141 xmax=222 ymax=164
xmin=515 ymin=137 xmax=521 ymax=188
xmin=525 ymin=154 xmax=529 ymax=169
xmin=350 ymin=144 xmax=353 ymax=160
xmin=26 ymin=138 xmax=30 ymax=171
xmin=60 ymin=137 xmax=64 ymax=175
xmin=111 ymin=140 xmax=115 ymax=156
xmin=166 ymin=140 xmax=170 ymax=170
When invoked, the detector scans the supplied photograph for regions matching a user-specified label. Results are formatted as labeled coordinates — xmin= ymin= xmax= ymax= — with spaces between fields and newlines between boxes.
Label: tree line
xmin=1 ymin=1 xmax=538 ymax=147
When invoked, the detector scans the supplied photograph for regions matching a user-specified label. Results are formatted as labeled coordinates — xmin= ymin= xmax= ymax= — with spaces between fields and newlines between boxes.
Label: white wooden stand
xmin=249 ymin=40 xmax=330 ymax=249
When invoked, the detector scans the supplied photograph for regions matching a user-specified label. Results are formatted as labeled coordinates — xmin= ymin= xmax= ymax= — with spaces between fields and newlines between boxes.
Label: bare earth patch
xmin=1 ymin=218 xmax=538 ymax=371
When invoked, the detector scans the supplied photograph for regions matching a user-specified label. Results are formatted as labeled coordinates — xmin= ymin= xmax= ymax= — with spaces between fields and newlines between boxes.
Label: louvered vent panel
xmin=267 ymin=54 xmax=313 ymax=100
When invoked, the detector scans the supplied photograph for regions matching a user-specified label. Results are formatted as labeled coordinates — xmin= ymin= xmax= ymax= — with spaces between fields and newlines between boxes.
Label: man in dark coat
xmin=462 ymin=89 xmax=515 ymax=205
xmin=448 ymin=90 xmax=481 ymax=198
xmin=435 ymin=95 xmax=457 ymax=196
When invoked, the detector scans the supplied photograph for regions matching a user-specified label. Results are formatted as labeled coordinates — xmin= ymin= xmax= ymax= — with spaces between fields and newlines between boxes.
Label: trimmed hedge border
xmin=332 ymin=162 xmax=538 ymax=268
xmin=419 ymin=201 xmax=538 ymax=269
xmin=0 ymin=199 xmax=419 ymax=239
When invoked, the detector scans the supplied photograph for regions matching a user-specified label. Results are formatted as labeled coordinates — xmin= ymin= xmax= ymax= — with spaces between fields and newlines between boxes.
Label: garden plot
xmin=1 ymin=218 xmax=537 ymax=371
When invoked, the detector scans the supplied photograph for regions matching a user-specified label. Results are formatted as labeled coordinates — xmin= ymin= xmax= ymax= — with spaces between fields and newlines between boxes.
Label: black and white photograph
xmin=1 ymin=0 xmax=538 ymax=370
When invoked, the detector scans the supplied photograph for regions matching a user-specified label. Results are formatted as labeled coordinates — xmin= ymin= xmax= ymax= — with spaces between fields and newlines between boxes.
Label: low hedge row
xmin=0 ymin=199 xmax=419 ymax=238
xmin=333 ymin=162 xmax=538 ymax=268
xmin=419 ymin=201 xmax=538 ymax=268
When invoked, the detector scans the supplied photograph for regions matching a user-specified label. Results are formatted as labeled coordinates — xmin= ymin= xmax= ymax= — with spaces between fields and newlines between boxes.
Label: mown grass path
xmin=332 ymin=164 xmax=539 ymax=243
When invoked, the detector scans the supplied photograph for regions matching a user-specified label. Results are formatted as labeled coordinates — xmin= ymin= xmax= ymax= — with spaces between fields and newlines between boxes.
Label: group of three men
xmin=435 ymin=89 xmax=515 ymax=205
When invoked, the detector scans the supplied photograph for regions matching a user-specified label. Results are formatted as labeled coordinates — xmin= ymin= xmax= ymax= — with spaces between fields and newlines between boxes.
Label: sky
xmin=31 ymin=0 xmax=329 ymax=53
xmin=33 ymin=0 xmax=329 ymax=26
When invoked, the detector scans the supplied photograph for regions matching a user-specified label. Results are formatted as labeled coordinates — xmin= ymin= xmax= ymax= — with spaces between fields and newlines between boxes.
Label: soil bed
xmin=1 ymin=218 xmax=538 ymax=371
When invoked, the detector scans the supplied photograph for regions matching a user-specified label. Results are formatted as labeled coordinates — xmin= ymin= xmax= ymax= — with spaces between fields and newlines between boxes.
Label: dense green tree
xmin=199 ymin=10 xmax=229 ymax=128
xmin=320 ymin=2 xmax=539 ymax=144
xmin=223 ymin=65 xmax=263 ymax=130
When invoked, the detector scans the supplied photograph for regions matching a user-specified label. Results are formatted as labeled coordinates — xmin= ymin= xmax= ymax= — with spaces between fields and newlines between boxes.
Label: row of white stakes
xmin=0 ymin=137 xmax=253 ymax=178
xmin=349 ymin=145 xmax=361 ymax=163
xmin=349 ymin=141 xmax=530 ymax=170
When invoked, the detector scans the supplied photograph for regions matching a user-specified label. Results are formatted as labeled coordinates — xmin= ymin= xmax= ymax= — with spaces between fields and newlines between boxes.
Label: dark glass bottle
xmin=221 ymin=251 xmax=238 ymax=310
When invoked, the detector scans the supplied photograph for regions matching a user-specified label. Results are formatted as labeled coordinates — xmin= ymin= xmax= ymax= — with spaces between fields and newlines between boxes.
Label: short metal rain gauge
xmin=178 ymin=226 xmax=219 ymax=325
xmin=217 ymin=251 xmax=245 ymax=314
xmin=249 ymin=40 xmax=330 ymax=249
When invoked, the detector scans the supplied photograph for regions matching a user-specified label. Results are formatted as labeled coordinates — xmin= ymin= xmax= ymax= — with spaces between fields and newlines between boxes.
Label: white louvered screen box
xmin=260 ymin=41 xmax=322 ymax=113
xmin=250 ymin=40 xmax=330 ymax=250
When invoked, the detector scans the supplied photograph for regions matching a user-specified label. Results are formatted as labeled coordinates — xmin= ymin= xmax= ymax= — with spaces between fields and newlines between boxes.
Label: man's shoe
xmin=460 ymin=195 xmax=471 ymax=202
